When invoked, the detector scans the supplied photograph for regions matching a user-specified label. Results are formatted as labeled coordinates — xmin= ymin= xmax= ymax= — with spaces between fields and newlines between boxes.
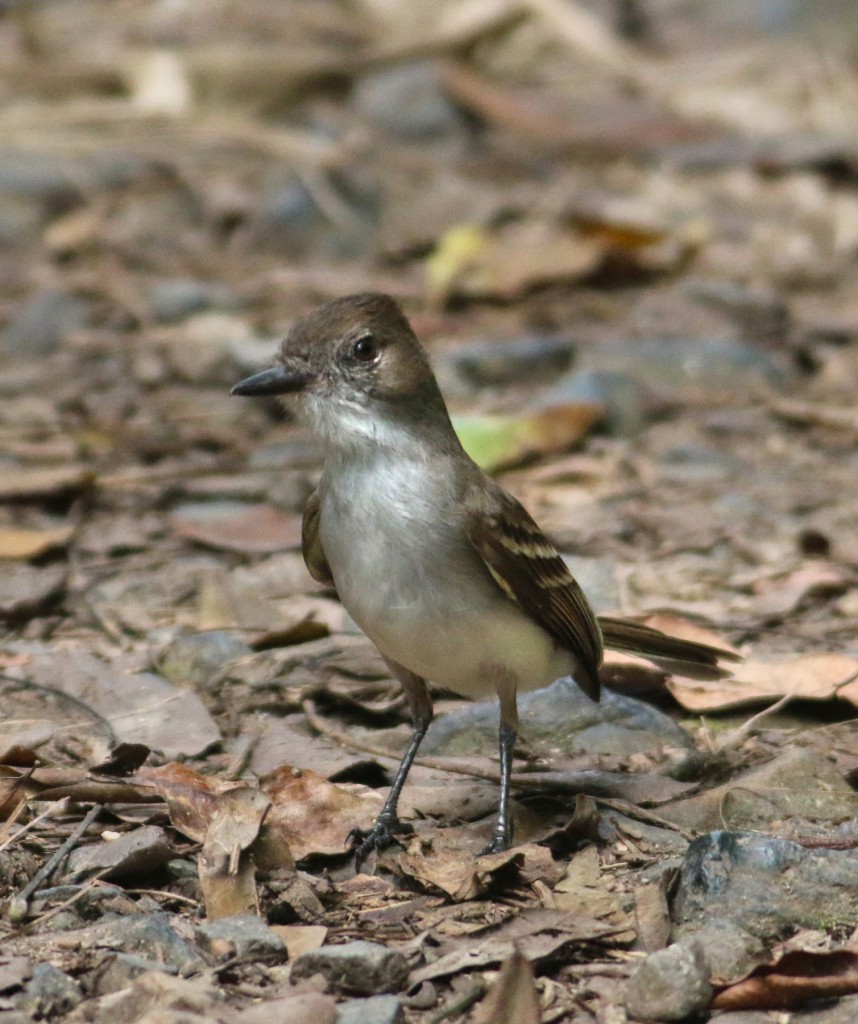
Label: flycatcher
xmin=232 ymin=293 xmax=737 ymax=864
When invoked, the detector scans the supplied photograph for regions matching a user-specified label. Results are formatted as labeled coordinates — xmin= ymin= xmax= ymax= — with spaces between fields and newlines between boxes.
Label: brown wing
xmin=467 ymin=492 xmax=603 ymax=700
xmin=301 ymin=487 xmax=335 ymax=587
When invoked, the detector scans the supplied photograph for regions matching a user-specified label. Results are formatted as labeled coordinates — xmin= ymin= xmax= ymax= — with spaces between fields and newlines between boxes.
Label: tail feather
xmin=597 ymin=615 xmax=740 ymax=681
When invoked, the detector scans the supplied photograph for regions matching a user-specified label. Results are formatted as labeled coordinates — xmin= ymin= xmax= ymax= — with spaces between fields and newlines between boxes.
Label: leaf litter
xmin=2 ymin=2 xmax=858 ymax=1022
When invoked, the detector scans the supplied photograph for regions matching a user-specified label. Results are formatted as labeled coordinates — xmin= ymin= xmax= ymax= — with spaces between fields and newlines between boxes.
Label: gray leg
xmin=481 ymin=684 xmax=519 ymax=855
xmin=349 ymin=659 xmax=433 ymax=869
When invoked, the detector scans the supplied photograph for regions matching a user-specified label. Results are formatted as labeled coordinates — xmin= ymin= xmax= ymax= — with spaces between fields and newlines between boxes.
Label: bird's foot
xmin=348 ymin=814 xmax=414 ymax=870
xmin=479 ymin=821 xmax=513 ymax=856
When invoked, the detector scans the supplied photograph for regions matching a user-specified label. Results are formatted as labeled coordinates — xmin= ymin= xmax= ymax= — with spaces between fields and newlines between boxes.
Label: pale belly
xmin=319 ymin=471 xmax=572 ymax=698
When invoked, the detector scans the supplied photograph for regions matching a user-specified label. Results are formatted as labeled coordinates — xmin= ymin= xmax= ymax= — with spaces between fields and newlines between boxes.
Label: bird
xmin=231 ymin=292 xmax=738 ymax=865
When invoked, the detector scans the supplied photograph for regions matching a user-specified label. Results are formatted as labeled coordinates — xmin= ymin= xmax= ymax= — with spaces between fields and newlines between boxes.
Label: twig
xmin=7 ymin=803 xmax=101 ymax=924
xmin=0 ymin=797 xmax=68 ymax=855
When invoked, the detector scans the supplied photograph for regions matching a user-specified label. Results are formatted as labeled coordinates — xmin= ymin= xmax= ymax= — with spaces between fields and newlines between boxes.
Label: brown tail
xmin=597 ymin=615 xmax=740 ymax=680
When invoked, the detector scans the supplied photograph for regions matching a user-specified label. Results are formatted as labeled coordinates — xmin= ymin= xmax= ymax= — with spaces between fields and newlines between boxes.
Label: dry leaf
xmin=261 ymin=765 xmax=382 ymax=860
xmin=170 ymin=502 xmax=302 ymax=554
xmin=713 ymin=947 xmax=858 ymax=1011
xmin=668 ymin=652 xmax=858 ymax=712
xmin=0 ymin=526 xmax=74 ymax=560
xmin=472 ymin=947 xmax=541 ymax=1024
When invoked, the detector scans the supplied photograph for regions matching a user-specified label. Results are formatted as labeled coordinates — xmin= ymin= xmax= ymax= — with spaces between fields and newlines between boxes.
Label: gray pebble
xmin=15 ymin=963 xmax=82 ymax=1019
xmin=625 ymin=939 xmax=712 ymax=1021
xmin=336 ymin=994 xmax=405 ymax=1024
xmin=291 ymin=941 xmax=409 ymax=995
xmin=197 ymin=914 xmax=286 ymax=963
xmin=1 ymin=288 xmax=91 ymax=358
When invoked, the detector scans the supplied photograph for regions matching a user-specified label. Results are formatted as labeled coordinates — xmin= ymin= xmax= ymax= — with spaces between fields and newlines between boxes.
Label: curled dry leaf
xmin=713 ymin=947 xmax=858 ymax=1011
xmin=472 ymin=947 xmax=541 ymax=1024
xmin=668 ymin=652 xmax=858 ymax=713
xmin=0 ymin=526 xmax=74 ymax=560
xmin=198 ymin=786 xmax=271 ymax=920
xmin=261 ymin=765 xmax=383 ymax=860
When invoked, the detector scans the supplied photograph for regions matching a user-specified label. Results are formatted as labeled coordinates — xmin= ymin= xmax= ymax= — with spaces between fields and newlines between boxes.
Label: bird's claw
xmin=348 ymin=815 xmax=414 ymax=869
xmin=479 ymin=825 xmax=513 ymax=857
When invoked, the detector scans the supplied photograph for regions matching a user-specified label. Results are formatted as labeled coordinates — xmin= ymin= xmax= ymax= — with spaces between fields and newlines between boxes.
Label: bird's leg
xmin=481 ymin=684 xmax=519 ymax=855
xmin=349 ymin=661 xmax=433 ymax=869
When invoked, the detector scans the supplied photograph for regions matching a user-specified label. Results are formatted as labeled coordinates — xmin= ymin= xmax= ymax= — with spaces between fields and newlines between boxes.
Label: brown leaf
xmin=472 ymin=947 xmax=541 ymax=1024
xmin=198 ymin=786 xmax=271 ymax=921
xmin=713 ymin=948 xmax=858 ymax=1011
xmin=0 ymin=466 xmax=93 ymax=501
xmin=261 ymin=765 xmax=382 ymax=860
xmin=0 ymin=526 xmax=74 ymax=560
xmin=668 ymin=652 xmax=858 ymax=712
xmin=170 ymin=502 xmax=302 ymax=554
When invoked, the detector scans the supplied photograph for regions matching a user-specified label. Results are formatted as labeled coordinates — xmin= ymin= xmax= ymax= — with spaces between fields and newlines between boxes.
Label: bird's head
xmin=231 ymin=293 xmax=453 ymax=450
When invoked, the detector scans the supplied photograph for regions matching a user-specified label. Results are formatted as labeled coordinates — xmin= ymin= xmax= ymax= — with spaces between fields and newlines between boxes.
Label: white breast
xmin=318 ymin=451 xmax=571 ymax=698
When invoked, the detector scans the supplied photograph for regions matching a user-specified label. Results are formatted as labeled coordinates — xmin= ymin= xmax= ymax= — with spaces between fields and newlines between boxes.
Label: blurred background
xmin=2 ymin=0 xmax=858 ymax=660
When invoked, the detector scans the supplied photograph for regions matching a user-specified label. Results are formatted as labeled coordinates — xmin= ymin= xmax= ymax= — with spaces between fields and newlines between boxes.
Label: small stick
xmin=8 ymin=803 xmax=101 ymax=924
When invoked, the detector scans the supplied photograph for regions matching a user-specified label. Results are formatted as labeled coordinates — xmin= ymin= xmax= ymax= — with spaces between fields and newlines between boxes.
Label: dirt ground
xmin=1 ymin=2 xmax=858 ymax=1022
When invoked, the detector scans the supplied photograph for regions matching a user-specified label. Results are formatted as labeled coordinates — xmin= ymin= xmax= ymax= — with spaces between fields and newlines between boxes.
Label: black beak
xmin=230 ymin=366 xmax=312 ymax=397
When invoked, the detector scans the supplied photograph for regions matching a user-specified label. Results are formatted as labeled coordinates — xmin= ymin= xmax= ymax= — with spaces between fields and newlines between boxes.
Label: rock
xmin=576 ymin=337 xmax=784 ymax=396
xmin=421 ymin=677 xmax=692 ymax=759
xmin=90 ymin=971 xmax=223 ymax=1023
xmin=1 ymin=288 xmax=91 ymax=358
xmin=155 ymin=630 xmax=253 ymax=689
xmin=0 ymin=565 xmax=66 ymax=622
xmin=91 ymin=953 xmax=177 ymax=997
xmin=353 ymin=61 xmax=464 ymax=142
xmin=197 ymin=914 xmax=287 ymax=963
xmin=682 ymin=919 xmax=766 ymax=985
xmin=251 ymin=176 xmax=326 ymax=254
xmin=549 ymin=369 xmax=649 ymax=436
xmin=148 ymin=279 xmax=238 ymax=323
xmin=15 ymin=963 xmax=82 ymax=1019
xmin=336 ymin=994 xmax=405 ymax=1024
xmin=290 ymin=941 xmax=409 ymax=996
xmin=625 ymin=939 xmax=712 ymax=1021
xmin=65 ymin=826 xmax=175 ymax=883
xmin=673 ymin=830 xmax=858 ymax=939
xmin=661 ymin=747 xmax=857 ymax=834
xmin=444 ymin=335 xmax=576 ymax=388
xmin=89 ymin=912 xmax=205 ymax=974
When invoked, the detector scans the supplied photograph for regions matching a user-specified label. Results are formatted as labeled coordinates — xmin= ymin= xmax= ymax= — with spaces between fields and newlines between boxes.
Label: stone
xmin=149 ymin=279 xmax=238 ymax=323
xmin=290 ymin=941 xmax=409 ymax=996
xmin=683 ymin=919 xmax=766 ymax=985
xmin=336 ymin=995 xmax=405 ymax=1024
xmin=65 ymin=826 xmax=175 ymax=883
xmin=1 ymin=288 xmax=91 ymax=358
xmin=674 ymin=830 xmax=858 ymax=939
xmin=661 ymin=747 xmax=857 ymax=834
xmin=197 ymin=914 xmax=287 ymax=963
xmin=625 ymin=939 xmax=712 ymax=1022
xmin=550 ymin=369 xmax=649 ymax=436
xmin=421 ymin=677 xmax=692 ymax=759
xmin=155 ymin=630 xmax=252 ymax=690
xmin=91 ymin=953 xmax=176 ymax=997
xmin=353 ymin=61 xmax=464 ymax=142
xmin=15 ymin=963 xmax=82 ymax=1019
xmin=89 ymin=912 xmax=205 ymax=974
xmin=444 ymin=335 xmax=576 ymax=388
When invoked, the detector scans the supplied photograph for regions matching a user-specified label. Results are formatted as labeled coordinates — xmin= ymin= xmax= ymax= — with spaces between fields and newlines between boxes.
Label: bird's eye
xmin=351 ymin=334 xmax=378 ymax=363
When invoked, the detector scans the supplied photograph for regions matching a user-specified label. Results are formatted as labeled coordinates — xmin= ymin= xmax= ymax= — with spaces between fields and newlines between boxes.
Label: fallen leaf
xmin=261 ymin=765 xmax=383 ymax=860
xmin=668 ymin=652 xmax=858 ymax=712
xmin=270 ymin=925 xmax=328 ymax=960
xmin=198 ymin=786 xmax=271 ymax=920
xmin=170 ymin=502 xmax=302 ymax=554
xmin=472 ymin=947 xmax=541 ymax=1024
xmin=0 ymin=466 xmax=93 ymax=500
xmin=453 ymin=403 xmax=603 ymax=472
xmin=0 ymin=526 xmax=74 ymax=560
xmin=713 ymin=948 xmax=858 ymax=1011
